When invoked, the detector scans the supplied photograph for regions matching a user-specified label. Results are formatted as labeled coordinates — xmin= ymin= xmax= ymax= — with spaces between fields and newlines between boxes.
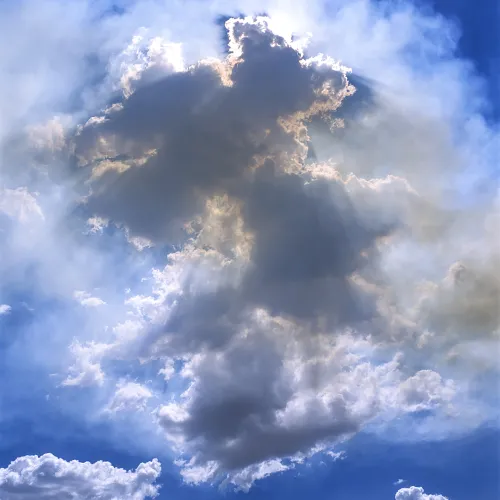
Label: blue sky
xmin=0 ymin=1 xmax=498 ymax=499
xmin=420 ymin=0 xmax=499 ymax=121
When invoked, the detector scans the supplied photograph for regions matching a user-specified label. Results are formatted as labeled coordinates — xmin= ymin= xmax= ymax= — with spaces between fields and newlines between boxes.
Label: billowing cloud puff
xmin=0 ymin=454 xmax=161 ymax=499
xmin=0 ymin=304 xmax=11 ymax=315
xmin=106 ymin=380 xmax=153 ymax=413
xmin=395 ymin=485 xmax=449 ymax=500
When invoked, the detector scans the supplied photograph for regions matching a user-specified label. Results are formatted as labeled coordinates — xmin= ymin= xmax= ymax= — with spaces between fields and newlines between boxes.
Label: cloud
xmin=238 ymin=164 xmax=393 ymax=323
xmin=326 ymin=450 xmax=345 ymax=461
xmin=0 ymin=187 xmax=44 ymax=223
xmin=0 ymin=0 xmax=498 ymax=494
xmin=51 ymin=9 xmax=498 ymax=488
xmin=418 ymin=260 xmax=500 ymax=341
xmin=395 ymin=486 xmax=449 ymax=500
xmin=0 ymin=304 xmax=11 ymax=315
xmin=76 ymin=17 xmax=350 ymax=245
xmin=155 ymin=321 xmax=455 ymax=482
xmin=73 ymin=290 xmax=106 ymax=307
xmin=0 ymin=454 xmax=161 ymax=499
xmin=106 ymin=380 xmax=153 ymax=414
xmin=223 ymin=458 xmax=289 ymax=492
xmin=395 ymin=370 xmax=456 ymax=413
xmin=62 ymin=340 xmax=110 ymax=387
xmin=84 ymin=18 xmax=401 ymax=364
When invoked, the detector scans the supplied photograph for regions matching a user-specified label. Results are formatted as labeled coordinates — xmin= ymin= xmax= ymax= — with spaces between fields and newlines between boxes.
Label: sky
xmin=0 ymin=1 xmax=498 ymax=499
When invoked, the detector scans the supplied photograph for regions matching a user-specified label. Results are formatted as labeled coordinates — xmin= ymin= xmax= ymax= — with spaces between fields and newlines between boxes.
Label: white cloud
xmin=86 ymin=216 xmax=109 ymax=234
xmin=60 ymin=10 xmax=496 ymax=486
xmin=158 ymin=358 xmax=176 ymax=381
xmin=0 ymin=304 xmax=11 ymax=315
xmin=396 ymin=370 xmax=456 ymax=413
xmin=110 ymin=31 xmax=185 ymax=97
xmin=396 ymin=486 xmax=449 ymax=500
xmin=225 ymin=459 xmax=290 ymax=492
xmin=0 ymin=453 xmax=161 ymax=499
xmin=106 ymin=380 xmax=153 ymax=414
xmin=73 ymin=290 xmax=106 ymax=307
xmin=326 ymin=450 xmax=346 ymax=461
xmin=62 ymin=341 xmax=110 ymax=387
xmin=0 ymin=187 xmax=43 ymax=223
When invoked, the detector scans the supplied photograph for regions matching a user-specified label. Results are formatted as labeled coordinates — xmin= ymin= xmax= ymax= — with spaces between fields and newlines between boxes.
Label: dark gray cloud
xmin=158 ymin=327 xmax=362 ymax=473
xmin=77 ymin=18 xmax=340 ymax=243
xmin=147 ymin=287 xmax=244 ymax=355
xmin=240 ymin=160 xmax=393 ymax=321
xmin=77 ymin=17 xmax=395 ymax=358
xmin=84 ymin=20 xmax=411 ymax=475
xmin=89 ymin=18 xmax=404 ymax=478
xmin=143 ymin=160 xmax=395 ymax=358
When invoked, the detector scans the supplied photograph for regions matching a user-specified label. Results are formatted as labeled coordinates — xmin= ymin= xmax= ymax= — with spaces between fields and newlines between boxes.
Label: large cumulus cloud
xmin=0 ymin=454 xmax=161 ymax=499
xmin=55 ymin=12 xmax=498 ymax=488
xmin=0 ymin=0 xmax=498 ymax=495
xmin=76 ymin=18 xmax=350 ymax=243
xmin=76 ymin=17 xmax=398 ymax=341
